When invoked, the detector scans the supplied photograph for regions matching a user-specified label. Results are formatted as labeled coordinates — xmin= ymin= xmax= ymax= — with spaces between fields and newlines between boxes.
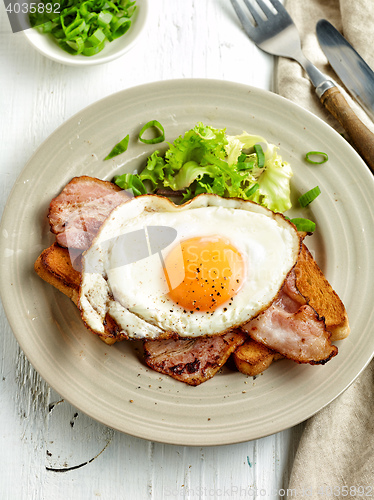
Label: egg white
xmin=79 ymin=194 xmax=301 ymax=339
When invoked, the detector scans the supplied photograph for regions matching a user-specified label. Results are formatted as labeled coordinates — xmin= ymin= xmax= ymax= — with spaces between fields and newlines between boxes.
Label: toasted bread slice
xmin=34 ymin=243 xmax=81 ymax=305
xmin=295 ymin=244 xmax=350 ymax=341
xmin=34 ymin=243 xmax=119 ymax=345
xmin=233 ymin=338 xmax=283 ymax=377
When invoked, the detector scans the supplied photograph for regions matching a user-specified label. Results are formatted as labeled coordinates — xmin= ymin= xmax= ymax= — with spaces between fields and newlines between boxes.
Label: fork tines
xmin=231 ymin=0 xmax=284 ymax=27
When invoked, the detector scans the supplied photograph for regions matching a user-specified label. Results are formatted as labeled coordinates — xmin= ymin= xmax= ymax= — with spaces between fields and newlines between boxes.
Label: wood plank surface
xmin=0 ymin=1 xmax=305 ymax=498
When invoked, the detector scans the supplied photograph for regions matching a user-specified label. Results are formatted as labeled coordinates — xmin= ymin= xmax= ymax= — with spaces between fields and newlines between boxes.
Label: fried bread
xmin=34 ymin=243 xmax=121 ymax=345
xmin=294 ymin=244 xmax=349 ymax=341
xmin=233 ymin=338 xmax=284 ymax=377
xmin=34 ymin=243 xmax=81 ymax=305
xmin=34 ymin=239 xmax=350 ymax=375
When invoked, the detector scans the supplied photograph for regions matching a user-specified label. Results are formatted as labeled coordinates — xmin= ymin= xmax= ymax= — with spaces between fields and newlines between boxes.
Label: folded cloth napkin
xmin=276 ymin=0 xmax=374 ymax=496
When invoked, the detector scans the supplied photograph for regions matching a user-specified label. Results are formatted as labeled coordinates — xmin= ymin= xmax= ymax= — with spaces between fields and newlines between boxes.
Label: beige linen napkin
xmin=276 ymin=0 xmax=374 ymax=135
xmin=276 ymin=0 xmax=374 ymax=496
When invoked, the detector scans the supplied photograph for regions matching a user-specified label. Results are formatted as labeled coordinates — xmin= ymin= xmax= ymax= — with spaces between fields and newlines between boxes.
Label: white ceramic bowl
xmin=22 ymin=0 xmax=149 ymax=66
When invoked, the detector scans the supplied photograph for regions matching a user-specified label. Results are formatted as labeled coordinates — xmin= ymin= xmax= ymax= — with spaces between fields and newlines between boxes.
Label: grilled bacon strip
xmin=143 ymin=330 xmax=247 ymax=386
xmin=242 ymin=270 xmax=338 ymax=364
xmin=48 ymin=176 xmax=130 ymax=250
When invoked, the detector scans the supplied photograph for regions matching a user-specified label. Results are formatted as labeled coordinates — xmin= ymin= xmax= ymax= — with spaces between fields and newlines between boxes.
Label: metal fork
xmin=230 ymin=0 xmax=374 ymax=171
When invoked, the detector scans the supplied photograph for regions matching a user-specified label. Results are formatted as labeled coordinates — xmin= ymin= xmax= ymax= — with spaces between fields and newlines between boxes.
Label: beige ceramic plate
xmin=1 ymin=80 xmax=374 ymax=446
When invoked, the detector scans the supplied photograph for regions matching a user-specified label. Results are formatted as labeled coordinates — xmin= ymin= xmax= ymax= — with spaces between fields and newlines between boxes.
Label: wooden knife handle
xmin=320 ymin=86 xmax=374 ymax=173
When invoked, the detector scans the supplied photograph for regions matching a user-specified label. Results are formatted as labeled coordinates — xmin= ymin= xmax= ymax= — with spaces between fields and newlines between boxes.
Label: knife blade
xmin=316 ymin=19 xmax=374 ymax=123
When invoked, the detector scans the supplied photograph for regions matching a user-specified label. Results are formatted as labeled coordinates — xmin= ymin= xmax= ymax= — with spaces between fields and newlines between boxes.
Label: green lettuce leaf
xmin=114 ymin=123 xmax=293 ymax=213
xmin=249 ymin=158 xmax=293 ymax=213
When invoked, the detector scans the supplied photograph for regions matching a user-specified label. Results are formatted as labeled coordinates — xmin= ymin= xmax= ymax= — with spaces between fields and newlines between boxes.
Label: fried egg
xmin=79 ymin=194 xmax=301 ymax=339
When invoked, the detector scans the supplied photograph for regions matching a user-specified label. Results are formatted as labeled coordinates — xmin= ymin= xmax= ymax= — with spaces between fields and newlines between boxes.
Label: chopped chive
xmin=104 ymin=134 xmax=129 ymax=160
xmin=254 ymin=144 xmax=265 ymax=168
xmin=139 ymin=120 xmax=165 ymax=144
xmin=298 ymin=186 xmax=321 ymax=207
xmin=305 ymin=151 xmax=328 ymax=164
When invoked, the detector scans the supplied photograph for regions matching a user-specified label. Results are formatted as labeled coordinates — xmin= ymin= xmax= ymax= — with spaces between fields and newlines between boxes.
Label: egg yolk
xmin=164 ymin=236 xmax=245 ymax=312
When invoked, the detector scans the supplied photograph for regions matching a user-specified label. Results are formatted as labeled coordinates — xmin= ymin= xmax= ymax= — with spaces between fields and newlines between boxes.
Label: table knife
xmin=316 ymin=19 xmax=374 ymax=123
xmin=313 ymin=19 xmax=374 ymax=171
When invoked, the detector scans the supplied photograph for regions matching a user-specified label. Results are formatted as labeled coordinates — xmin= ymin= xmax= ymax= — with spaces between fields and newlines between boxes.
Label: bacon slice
xmin=143 ymin=330 xmax=247 ymax=386
xmin=242 ymin=270 xmax=338 ymax=364
xmin=48 ymin=176 xmax=130 ymax=250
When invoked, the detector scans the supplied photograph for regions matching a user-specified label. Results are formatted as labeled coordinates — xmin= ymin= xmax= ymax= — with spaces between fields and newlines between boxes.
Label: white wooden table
xmin=0 ymin=1 xmax=306 ymax=497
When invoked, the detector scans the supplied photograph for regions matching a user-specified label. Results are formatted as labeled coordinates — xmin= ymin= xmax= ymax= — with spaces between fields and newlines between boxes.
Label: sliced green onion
xmin=290 ymin=218 xmax=316 ymax=233
xmin=65 ymin=36 xmax=85 ymax=54
xmin=98 ymin=11 xmax=113 ymax=28
xmin=112 ymin=17 xmax=132 ymax=38
xmin=298 ymin=186 xmax=321 ymax=207
xmin=237 ymin=161 xmax=255 ymax=171
xmin=82 ymin=39 xmax=106 ymax=56
xmin=254 ymin=144 xmax=265 ymax=169
xmin=29 ymin=0 xmax=137 ymax=57
xmin=104 ymin=134 xmax=129 ymax=160
xmin=88 ymin=27 xmax=106 ymax=46
xmin=139 ymin=120 xmax=165 ymax=144
xmin=245 ymin=183 xmax=259 ymax=198
xmin=65 ymin=16 xmax=86 ymax=40
xmin=305 ymin=151 xmax=329 ymax=164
